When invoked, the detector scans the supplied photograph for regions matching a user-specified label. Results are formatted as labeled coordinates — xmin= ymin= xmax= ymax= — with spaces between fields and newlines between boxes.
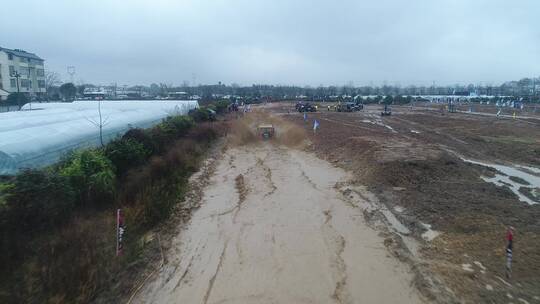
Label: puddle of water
xmin=342 ymin=187 xmax=420 ymax=256
xmin=361 ymin=119 xmax=397 ymax=133
xmin=517 ymin=165 xmax=540 ymax=176
xmin=381 ymin=209 xmax=410 ymax=235
xmin=462 ymin=264 xmax=474 ymax=272
xmin=461 ymin=158 xmax=540 ymax=205
xmin=384 ymin=125 xmax=395 ymax=131
xmin=420 ymin=222 xmax=440 ymax=241
xmin=394 ymin=205 xmax=405 ymax=213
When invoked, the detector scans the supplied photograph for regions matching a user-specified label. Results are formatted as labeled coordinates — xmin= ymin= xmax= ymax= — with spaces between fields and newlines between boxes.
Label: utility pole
xmin=10 ymin=71 xmax=22 ymax=110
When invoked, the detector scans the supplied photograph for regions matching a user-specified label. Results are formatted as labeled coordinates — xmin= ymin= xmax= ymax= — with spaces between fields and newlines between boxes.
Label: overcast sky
xmin=1 ymin=0 xmax=539 ymax=86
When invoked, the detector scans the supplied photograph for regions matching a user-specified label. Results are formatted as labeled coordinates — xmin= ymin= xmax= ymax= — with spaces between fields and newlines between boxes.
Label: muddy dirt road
xmin=133 ymin=143 xmax=423 ymax=303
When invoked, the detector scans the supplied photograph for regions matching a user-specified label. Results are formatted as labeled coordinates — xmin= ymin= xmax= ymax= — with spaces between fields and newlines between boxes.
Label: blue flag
xmin=303 ymin=112 xmax=307 ymax=121
xmin=313 ymin=119 xmax=320 ymax=131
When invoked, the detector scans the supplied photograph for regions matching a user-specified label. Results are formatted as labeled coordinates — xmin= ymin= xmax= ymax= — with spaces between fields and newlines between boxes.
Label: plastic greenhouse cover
xmin=0 ymin=100 xmax=199 ymax=175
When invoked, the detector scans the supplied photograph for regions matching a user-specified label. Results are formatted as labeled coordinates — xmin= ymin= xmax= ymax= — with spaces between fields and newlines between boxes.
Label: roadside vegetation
xmin=0 ymin=103 xmax=229 ymax=303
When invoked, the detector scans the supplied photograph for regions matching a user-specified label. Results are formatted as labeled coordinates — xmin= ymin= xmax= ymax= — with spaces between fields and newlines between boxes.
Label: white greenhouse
xmin=0 ymin=100 xmax=199 ymax=175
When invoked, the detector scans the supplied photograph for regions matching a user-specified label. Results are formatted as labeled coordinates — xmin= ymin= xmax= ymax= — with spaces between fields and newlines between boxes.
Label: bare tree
xmin=45 ymin=71 xmax=61 ymax=93
xmin=159 ymin=83 xmax=169 ymax=97
xmin=86 ymin=100 xmax=109 ymax=147
xmin=159 ymin=83 xmax=173 ymax=97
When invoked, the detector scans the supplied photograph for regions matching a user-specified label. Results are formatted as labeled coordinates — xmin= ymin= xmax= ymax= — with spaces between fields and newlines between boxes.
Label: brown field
xmin=264 ymin=102 xmax=540 ymax=303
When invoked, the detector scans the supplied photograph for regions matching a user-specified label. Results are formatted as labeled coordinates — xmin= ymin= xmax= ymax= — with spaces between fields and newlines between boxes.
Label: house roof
xmin=0 ymin=47 xmax=43 ymax=61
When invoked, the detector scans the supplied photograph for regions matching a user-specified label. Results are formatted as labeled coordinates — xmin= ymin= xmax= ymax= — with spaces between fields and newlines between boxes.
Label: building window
xmin=10 ymin=79 xmax=16 ymax=88
xmin=19 ymin=57 xmax=26 ymax=63
xmin=8 ymin=54 xmax=13 ymax=60
xmin=38 ymin=80 xmax=45 ymax=88
xmin=37 ymin=69 xmax=45 ymax=77
xmin=9 ymin=65 xmax=15 ymax=75
xmin=21 ymin=79 xmax=31 ymax=88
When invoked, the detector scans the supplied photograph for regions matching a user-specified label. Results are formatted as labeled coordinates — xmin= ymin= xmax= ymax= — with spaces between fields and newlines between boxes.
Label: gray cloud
xmin=1 ymin=0 xmax=538 ymax=86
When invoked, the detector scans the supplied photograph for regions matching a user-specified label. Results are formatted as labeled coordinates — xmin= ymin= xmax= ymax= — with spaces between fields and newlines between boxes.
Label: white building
xmin=0 ymin=47 xmax=46 ymax=101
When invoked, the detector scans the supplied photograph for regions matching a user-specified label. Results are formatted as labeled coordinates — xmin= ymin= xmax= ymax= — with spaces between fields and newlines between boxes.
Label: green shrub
xmin=150 ymin=116 xmax=194 ymax=154
xmin=122 ymin=128 xmax=156 ymax=154
xmin=0 ymin=182 xmax=12 ymax=207
xmin=189 ymin=108 xmax=216 ymax=122
xmin=163 ymin=115 xmax=194 ymax=136
xmin=3 ymin=170 xmax=75 ymax=233
xmin=209 ymin=100 xmax=230 ymax=114
xmin=104 ymin=138 xmax=150 ymax=177
xmin=60 ymin=150 xmax=116 ymax=206
xmin=383 ymin=95 xmax=394 ymax=104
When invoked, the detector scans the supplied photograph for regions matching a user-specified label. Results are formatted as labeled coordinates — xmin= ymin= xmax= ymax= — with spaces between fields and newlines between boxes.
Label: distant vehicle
xmin=257 ymin=124 xmax=275 ymax=139
xmin=337 ymin=102 xmax=354 ymax=112
xmin=381 ymin=104 xmax=391 ymax=116
xmin=298 ymin=103 xmax=317 ymax=112
xmin=336 ymin=102 xmax=363 ymax=112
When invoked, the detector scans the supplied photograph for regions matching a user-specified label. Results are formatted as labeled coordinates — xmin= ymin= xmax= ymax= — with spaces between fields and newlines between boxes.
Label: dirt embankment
xmin=272 ymin=103 xmax=540 ymax=304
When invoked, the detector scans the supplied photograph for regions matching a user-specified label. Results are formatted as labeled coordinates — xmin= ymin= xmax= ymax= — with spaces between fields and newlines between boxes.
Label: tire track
xmin=331 ymin=235 xmax=349 ymax=304
xmin=321 ymin=210 xmax=352 ymax=304
xmin=173 ymin=254 xmax=196 ymax=291
xmin=232 ymin=174 xmax=248 ymax=223
xmin=256 ymin=157 xmax=277 ymax=197
xmin=209 ymin=172 xmax=249 ymax=220
xmin=202 ymin=240 xmax=229 ymax=304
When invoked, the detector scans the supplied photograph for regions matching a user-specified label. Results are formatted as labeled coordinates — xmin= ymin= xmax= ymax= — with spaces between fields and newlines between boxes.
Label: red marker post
xmin=505 ymin=226 xmax=514 ymax=279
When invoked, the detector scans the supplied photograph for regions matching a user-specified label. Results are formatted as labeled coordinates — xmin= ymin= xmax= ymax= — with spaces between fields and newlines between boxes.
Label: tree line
xmin=12 ymin=73 xmax=539 ymax=104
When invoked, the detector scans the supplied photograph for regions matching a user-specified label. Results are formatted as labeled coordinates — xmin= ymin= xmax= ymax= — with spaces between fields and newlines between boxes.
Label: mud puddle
xmin=462 ymin=158 xmax=540 ymax=205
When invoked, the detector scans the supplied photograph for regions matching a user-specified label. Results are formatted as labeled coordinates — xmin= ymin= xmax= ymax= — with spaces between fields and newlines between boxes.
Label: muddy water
xmin=133 ymin=144 xmax=422 ymax=304
xmin=462 ymin=158 xmax=540 ymax=205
